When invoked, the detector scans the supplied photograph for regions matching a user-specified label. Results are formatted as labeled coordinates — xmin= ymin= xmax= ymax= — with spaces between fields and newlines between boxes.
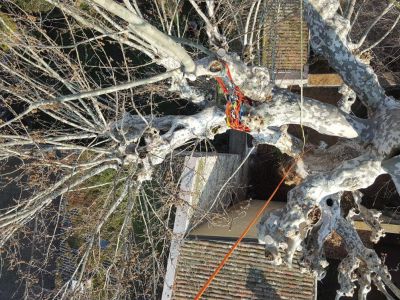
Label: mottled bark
xmin=110 ymin=107 xmax=227 ymax=167
xmin=245 ymin=87 xmax=370 ymax=139
xmin=257 ymin=2 xmax=400 ymax=298
xmin=305 ymin=0 xmax=386 ymax=111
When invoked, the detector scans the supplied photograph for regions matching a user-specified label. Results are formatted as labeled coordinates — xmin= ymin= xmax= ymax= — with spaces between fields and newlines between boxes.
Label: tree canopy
xmin=0 ymin=0 xmax=400 ymax=299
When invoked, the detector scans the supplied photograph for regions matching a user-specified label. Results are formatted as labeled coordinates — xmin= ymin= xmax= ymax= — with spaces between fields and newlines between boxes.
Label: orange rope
xmin=193 ymin=158 xmax=300 ymax=300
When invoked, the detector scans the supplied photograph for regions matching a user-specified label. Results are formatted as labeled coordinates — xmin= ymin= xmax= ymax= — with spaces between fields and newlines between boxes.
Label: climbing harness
xmin=214 ymin=63 xmax=251 ymax=132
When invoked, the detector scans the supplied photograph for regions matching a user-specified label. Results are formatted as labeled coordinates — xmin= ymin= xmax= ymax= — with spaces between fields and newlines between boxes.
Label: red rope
xmin=215 ymin=63 xmax=250 ymax=132
xmin=215 ymin=77 xmax=228 ymax=94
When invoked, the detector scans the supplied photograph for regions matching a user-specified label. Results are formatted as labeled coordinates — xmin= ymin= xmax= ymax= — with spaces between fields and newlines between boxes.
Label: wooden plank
xmin=354 ymin=220 xmax=400 ymax=235
xmin=307 ymin=73 xmax=343 ymax=87
xmin=308 ymin=72 xmax=400 ymax=87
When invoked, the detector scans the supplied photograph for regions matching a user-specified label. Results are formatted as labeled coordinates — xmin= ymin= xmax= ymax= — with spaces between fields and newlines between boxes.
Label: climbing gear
xmin=215 ymin=63 xmax=251 ymax=132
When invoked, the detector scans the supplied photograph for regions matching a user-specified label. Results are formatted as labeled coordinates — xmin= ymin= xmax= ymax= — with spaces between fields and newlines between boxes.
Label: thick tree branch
xmin=304 ymin=0 xmax=386 ymax=111
xmin=91 ymin=0 xmax=196 ymax=73
xmin=245 ymin=88 xmax=370 ymax=139
xmin=258 ymin=150 xmax=384 ymax=266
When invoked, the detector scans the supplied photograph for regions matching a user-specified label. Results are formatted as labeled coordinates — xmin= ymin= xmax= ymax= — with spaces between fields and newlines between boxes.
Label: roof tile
xmin=173 ymin=240 xmax=315 ymax=299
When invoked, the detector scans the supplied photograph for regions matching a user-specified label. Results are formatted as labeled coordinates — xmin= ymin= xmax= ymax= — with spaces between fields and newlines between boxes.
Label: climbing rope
xmin=215 ymin=63 xmax=251 ymax=132
xmin=193 ymin=156 xmax=301 ymax=300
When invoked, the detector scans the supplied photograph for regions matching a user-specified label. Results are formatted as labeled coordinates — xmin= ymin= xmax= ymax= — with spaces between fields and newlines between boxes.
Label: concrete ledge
xmin=162 ymin=153 xmax=243 ymax=300
xmin=190 ymin=200 xmax=283 ymax=240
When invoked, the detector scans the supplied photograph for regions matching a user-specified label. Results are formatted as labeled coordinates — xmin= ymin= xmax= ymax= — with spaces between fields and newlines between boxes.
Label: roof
xmin=261 ymin=0 xmax=309 ymax=72
xmin=172 ymin=240 xmax=315 ymax=300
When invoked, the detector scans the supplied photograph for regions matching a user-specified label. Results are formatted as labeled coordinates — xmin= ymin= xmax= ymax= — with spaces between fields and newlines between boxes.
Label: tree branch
xmin=304 ymin=0 xmax=386 ymax=111
xmin=0 ymin=71 xmax=175 ymax=130
xmin=354 ymin=2 xmax=394 ymax=49
xmin=245 ymin=88 xmax=370 ymax=139
xmin=360 ymin=12 xmax=400 ymax=54
xmin=91 ymin=0 xmax=196 ymax=73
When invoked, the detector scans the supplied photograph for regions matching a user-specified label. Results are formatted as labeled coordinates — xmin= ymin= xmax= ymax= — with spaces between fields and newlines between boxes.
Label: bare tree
xmin=0 ymin=0 xmax=400 ymax=299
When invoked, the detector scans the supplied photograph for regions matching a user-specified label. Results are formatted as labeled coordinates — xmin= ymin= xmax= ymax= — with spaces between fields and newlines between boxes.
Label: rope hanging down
xmin=193 ymin=156 xmax=301 ymax=300
xmin=215 ymin=63 xmax=251 ymax=132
